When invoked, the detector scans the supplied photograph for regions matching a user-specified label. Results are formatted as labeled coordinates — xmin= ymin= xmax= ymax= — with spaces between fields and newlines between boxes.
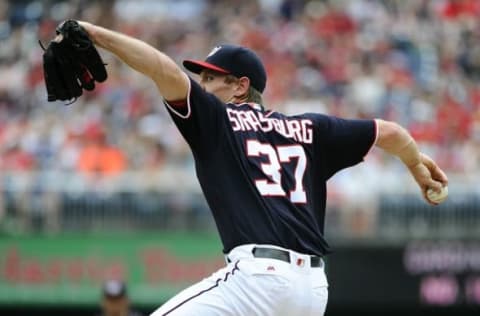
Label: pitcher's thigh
xmin=150 ymin=263 xmax=241 ymax=316
xmin=150 ymin=280 xmax=232 ymax=316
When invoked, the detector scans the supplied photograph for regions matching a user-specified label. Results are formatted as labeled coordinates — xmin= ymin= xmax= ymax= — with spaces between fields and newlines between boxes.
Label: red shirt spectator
xmin=440 ymin=0 xmax=480 ymax=19
xmin=0 ymin=145 xmax=36 ymax=171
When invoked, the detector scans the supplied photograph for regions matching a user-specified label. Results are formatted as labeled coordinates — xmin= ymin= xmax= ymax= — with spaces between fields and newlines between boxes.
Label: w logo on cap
xmin=207 ymin=46 xmax=222 ymax=57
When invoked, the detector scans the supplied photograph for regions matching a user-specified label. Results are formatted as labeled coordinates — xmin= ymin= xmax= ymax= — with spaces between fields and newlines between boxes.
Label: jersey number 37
xmin=246 ymin=140 xmax=307 ymax=204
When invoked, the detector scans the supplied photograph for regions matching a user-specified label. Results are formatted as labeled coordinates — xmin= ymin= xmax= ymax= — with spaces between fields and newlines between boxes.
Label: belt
xmin=252 ymin=247 xmax=323 ymax=268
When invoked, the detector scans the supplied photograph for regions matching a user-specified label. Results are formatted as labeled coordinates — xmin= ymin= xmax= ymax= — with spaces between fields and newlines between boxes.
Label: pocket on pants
xmin=238 ymin=260 xmax=293 ymax=315
xmin=239 ymin=259 xmax=292 ymax=293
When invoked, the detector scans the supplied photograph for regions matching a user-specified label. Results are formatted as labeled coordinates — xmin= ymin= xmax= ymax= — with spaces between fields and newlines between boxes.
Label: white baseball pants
xmin=150 ymin=244 xmax=329 ymax=316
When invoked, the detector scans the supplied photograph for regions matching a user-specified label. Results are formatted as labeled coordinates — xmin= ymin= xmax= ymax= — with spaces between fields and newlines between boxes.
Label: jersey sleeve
xmin=163 ymin=77 xmax=225 ymax=156
xmin=310 ymin=113 xmax=378 ymax=180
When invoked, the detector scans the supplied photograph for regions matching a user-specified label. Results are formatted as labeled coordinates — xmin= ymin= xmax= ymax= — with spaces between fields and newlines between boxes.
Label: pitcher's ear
xmin=234 ymin=76 xmax=250 ymax=96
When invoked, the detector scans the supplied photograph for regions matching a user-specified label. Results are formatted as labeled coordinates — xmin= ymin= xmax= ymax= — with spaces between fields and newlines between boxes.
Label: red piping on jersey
xmin=164 ymin=78 xmax=192 ymax=119
xmin=167 ymin=99 xmax=188 ymax=108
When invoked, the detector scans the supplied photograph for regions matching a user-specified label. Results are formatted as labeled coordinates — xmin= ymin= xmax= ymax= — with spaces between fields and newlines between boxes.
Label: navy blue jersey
xmin=164 ymin=78 xmax=377 ymax=256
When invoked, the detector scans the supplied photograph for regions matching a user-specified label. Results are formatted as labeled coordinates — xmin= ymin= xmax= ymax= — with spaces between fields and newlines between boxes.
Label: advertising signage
xmin=327 ymin=240 xmax=480 ymax=307
xmin=0 ymin=234 xmax=224 ymax=305
xmin=1 ymin=235 xmax=479 ymax=307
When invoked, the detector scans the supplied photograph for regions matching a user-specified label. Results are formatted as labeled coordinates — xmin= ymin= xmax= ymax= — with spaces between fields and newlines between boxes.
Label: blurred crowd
xmin=1 ymin=0 xmax=479 ymax=179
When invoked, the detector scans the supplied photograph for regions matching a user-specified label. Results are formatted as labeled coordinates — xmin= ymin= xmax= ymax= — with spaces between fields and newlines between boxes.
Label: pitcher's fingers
xmin=426 ymin=179 xmax=443 ymax=192
xmin=432 ymin=166 xmax=448 ymax=185
xmin=421 ymin=154 xmax=448 ymax=184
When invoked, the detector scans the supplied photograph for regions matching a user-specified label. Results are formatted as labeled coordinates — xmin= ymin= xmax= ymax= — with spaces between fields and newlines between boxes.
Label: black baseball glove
xmin=40 ymin=20 xmax=107 ymax=103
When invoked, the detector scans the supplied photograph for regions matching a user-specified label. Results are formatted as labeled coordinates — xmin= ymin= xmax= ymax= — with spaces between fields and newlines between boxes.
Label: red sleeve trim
xmin=166 ymin=99 xmax=188 ymax=108
xmin=163 ymin=78 xmax=192 ymax=119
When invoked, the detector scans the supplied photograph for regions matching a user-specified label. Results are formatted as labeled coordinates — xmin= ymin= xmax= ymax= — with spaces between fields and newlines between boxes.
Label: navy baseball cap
xmin=183 ymin=44 xmax=267 ymax=93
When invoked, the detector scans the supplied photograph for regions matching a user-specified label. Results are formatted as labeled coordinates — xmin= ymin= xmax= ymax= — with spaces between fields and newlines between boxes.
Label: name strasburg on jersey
xmin=226 ymin=105 xmax=312 ymax=205
xmin=164 ymin=78 xmax=376 ymax=255
xmin=226 ymin=107 xmax=313 ymax=144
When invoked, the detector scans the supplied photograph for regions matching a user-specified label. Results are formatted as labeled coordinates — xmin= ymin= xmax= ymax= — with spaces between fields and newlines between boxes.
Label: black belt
xmin=252 ymin=247 xmax=323 ymax=268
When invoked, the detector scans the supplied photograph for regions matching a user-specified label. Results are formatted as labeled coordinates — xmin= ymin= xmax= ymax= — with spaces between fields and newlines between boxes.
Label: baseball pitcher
xmin=42 ymin=20 xmax=448 ymax=316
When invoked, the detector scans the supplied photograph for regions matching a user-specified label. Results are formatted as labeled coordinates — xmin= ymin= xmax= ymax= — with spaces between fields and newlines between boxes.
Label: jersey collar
xmin=230 ymin=102 xmax=263 ymax=111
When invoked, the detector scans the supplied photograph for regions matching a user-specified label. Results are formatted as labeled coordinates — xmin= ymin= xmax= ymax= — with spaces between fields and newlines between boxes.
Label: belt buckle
xmin=296 ymin=258 xmax=305 ymax=267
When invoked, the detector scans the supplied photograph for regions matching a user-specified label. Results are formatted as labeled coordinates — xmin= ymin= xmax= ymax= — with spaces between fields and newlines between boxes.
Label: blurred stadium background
xmin=1 ymin=0 xmax=480 ymax=315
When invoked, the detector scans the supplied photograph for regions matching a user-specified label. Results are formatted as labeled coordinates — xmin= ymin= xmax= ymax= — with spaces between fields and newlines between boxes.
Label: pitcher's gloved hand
xmin=40 ymin=19 xmax=107 ymax=103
